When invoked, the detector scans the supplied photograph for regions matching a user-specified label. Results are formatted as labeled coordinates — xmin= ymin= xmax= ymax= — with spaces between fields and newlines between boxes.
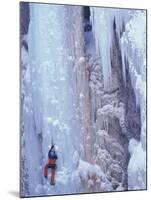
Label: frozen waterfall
xmin=20 ymin=3 xmax=146 ymax=197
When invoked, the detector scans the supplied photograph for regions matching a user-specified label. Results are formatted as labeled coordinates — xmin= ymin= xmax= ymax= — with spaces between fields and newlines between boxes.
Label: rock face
xmin=20 ymin=2 xmax=30 ymax=196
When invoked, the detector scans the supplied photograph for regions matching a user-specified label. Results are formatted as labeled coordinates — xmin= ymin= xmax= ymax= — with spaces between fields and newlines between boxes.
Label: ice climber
xmin=44 ymin=145 xmax=58 ymax=185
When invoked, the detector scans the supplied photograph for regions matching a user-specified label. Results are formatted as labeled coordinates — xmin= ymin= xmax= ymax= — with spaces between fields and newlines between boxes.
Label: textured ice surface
xmin=21 ymin=4 xmax=146 ymax=196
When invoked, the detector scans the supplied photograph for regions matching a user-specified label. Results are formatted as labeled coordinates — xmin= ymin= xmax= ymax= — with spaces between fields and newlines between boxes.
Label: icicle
xmin=92 ymin=8 xmax=112 ymax=90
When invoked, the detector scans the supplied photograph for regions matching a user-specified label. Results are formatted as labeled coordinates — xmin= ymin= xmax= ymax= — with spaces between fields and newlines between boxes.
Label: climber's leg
xmin=50 ymin=168 xmax=55 ymax=185
xmin=44 ymin=164 xmax=48 ymax=178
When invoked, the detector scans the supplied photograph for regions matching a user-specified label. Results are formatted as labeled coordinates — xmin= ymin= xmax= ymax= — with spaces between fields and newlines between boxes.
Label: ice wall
xmin=91 ymin=8 xmax=130 ymax=90
xmin=120 ymin=11 xmax=146 ymax=190
xmin=91 ymin=7 xmax=146 ymax=190
xmin=21 ymin=3 xmax=84 ymax=196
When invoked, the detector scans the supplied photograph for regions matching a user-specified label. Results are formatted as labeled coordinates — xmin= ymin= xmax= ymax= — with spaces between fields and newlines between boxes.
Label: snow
xmin=97 ymin=129 xmax=108 ymax=137
xmin=78 ymin=159 xmax=112 ymax=191
xmin=79 ymin=92 xmax=85 ymax=99
xmin=125 ymin=11 xmax=146 ymax=55
xmin=78 ymin=56 xmax=86 ymax=63
xmin=128 ymin=139 xmax=146 ymax=189
xmin=97 ymin=103 xmax=125 ymax=132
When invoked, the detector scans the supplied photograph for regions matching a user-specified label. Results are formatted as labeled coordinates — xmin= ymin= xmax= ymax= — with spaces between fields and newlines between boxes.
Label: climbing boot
xmin=50 ymin=182 xmax=55 ymax=185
